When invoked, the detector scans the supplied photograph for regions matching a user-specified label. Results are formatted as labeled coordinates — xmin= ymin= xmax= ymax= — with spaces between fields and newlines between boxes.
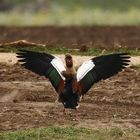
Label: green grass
xmin=1 ymin=0 xmax=140 ymax=26
xmin=1 ymin=8 xmax=140 ymax=26
xmin=6 ymin=0 xmax=140 ymax=10
xmin=0 ymin=126 xmax=140 ymax=140
xmin=52 ymin=0 xmax=140 ymax=11
xmin=1 ymin=45 xmax=140 ymax=56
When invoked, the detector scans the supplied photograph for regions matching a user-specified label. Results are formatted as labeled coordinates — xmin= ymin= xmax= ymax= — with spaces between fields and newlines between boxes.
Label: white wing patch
xmin=76 ymin=60 xmax=95 ymax=82
xmin=51 ymin=57 xmax=66 ymax=80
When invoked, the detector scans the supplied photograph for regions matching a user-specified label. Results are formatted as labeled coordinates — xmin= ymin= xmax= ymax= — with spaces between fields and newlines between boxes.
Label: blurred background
xmin=0 ymin=0 xmax=140 ymax=52
xmin=0 ymin=0 xmax=140 ymax=26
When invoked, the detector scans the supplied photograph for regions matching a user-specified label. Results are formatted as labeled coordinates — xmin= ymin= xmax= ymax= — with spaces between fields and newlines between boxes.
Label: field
xmin=0 ymin=26 xmax=140 ymax=139
xmin=1 ymin=0 xmax=140 ymax=26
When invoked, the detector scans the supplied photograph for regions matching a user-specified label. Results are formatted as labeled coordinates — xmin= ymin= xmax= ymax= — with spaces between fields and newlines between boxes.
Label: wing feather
xmin=17 ymin=50 xmax=65 ymax=93
xmin=77 ymin=53 xmax=130 ymax=94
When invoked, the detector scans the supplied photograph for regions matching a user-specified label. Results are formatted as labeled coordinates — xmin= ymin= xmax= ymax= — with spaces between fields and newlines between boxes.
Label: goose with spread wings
xmin=17 ymin=50 xmax=130 ymax=110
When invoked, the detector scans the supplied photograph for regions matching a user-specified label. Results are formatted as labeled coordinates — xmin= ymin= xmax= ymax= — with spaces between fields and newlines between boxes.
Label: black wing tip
xmin=118 ymin=52 xmax=130 ymax=57
xmin=108 ymin=52 xmax=131 ymax=62
xmin=91 ymin=52 xmax=131 ymax=62
xmin=118 ymin=52 xmax=130 ymax=55
xmin=119 ymin=53 xmax=131 ymax=63
xmin=16 ymin=49 xmax=31 ymax=56
xmin=16 ymin=49 xmax=55 ymax=60
xmin=16 ymin=49 xmax=40 ymax=58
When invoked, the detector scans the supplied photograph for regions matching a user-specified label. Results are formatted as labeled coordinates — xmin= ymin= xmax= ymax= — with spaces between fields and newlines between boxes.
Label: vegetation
xmin=0 ymin=126 xmax=140 ymax=140
xmin=1 ymin=45 xmax=140 ymax=56
xmin=0 ymin=0 xmax=140 ymax=26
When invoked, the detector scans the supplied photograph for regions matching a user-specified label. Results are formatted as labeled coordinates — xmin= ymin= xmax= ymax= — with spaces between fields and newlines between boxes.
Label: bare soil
xmin=0 ymin=26 xmax=140 ymax=131
xmin=0 ymin=53 xmax=140 ymax=66
xmin=0 ymin=26 xmax=140 ymax=49
xmin=0 ymin=63 xmax=140 ymax=131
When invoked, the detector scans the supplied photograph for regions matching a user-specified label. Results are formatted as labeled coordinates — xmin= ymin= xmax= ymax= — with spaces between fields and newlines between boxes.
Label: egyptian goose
xmin=17 ymin=50 xmax=130 ymax=111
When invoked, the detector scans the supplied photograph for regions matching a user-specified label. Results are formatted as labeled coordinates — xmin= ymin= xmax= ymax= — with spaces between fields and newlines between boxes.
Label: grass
xmin=6 ymin=0 xmax=140 ymax=10
xmin=1 ymin=0 xmax=140 ymax=26
xmin=1 ymin=8 xmax=140 ymax=26
xmin=0 ymin=126 xmax=140 ymax=140
xmin=1 ymin=45 xmax=140 ymax=56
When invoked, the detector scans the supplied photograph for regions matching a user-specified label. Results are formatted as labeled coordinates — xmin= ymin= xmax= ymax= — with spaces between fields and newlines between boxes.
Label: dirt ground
xmin=0 ymin=26 xmax=140 ymax=131
xmin=0 ymin=26 xmax=140 ymax=49
xmin=0 ymin=58 xmax=140 ymax=131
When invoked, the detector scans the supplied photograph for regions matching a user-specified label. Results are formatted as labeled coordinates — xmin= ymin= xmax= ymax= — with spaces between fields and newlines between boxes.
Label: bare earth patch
xmin=0 ymin=54 xmax=140 ymax=131
xmin=0 ymin=53 xmax=140 ymax=65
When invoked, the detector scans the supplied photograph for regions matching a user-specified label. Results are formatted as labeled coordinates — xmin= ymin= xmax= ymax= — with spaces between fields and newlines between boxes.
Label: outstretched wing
xmin=16 ymin=50 xmax=66 ymax=93
xmin=76 ymin=53 xmax=130 ymax=94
